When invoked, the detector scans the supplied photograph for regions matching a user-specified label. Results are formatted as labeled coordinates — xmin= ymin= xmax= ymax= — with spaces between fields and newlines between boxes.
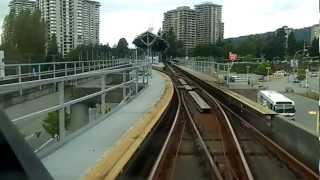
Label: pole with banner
xmin=227 ymin=52 xmax=237 ymax=87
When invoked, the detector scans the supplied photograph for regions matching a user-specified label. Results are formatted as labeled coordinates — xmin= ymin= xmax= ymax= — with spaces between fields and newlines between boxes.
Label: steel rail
xmin=171 ymin=64 xmax=254 ymax=180
xmin=174 ymin=63 xmax=319 ymax=180
xmin=181 ymin=91 xmax=224 ymax=180
xmin=220 ymin=101 xmax=319 ymax=180
xmin=147 ymin=84 xmax=182 ymax=180
xmin=201 ymin=88 xmax=254 ymax=180
xmin=149 ymin=66 xmax=224 ymax=180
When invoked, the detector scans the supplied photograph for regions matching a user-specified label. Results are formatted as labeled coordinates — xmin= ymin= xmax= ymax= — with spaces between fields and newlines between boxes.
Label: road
xmin=261 ymin=77 xmax=317 ymax=134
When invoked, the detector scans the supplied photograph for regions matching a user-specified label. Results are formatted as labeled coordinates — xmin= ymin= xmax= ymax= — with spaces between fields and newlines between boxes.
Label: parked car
xmin=310 ymin=72 xmax=318 ymax=77
xmin=293 ymin=79 xmax=300 ymax=83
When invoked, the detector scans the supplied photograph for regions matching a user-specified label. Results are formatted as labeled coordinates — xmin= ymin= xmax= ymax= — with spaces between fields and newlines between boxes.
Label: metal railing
xmin=1 ymin=59 xmax=130 ymax=83
xmin=0 ymin=59 xmax=151 ymax=157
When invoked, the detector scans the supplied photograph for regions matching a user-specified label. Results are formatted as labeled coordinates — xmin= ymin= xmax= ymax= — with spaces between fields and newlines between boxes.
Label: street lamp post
xmin=266 ymin=67 xmax=271 ymax=81
xmin=246 ymin=65 xmax=250 ymax=83
xmin=305 ymin=69 xmax=309 ymax=89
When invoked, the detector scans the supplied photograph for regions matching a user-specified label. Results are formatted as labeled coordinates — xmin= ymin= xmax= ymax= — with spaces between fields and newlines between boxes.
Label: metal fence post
xmin=135 ymin=69 xmax=138 ymax=94
xmin=101 ymin=75 xmax=106 ymax=115
xmin=18 ymin=65 xmax=22 ymax=95
xmin=53 ymin=63 xmax=56 ymax=78
xmin=82 ymin=62 xmax=84 ymax=73
xmin=65 ymin=63 xmax=68 ymax=76
xmin=38 ymin=64 xmax=42 ymax=90
xmin=74 ymin=62 xmax=76 ymax=75
xmin=142 ymin=66 xmax=145 ymax=85
xmin=123 ymin=71 xmax=127 ymax=99
xmin=58 ymin=81 xmax=65 ymax=141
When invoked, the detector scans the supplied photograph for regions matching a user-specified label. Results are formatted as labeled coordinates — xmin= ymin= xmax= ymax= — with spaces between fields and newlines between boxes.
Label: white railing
xmin=0 ymin=59 xmax=152 ymax=156
xmin=1 ymin=59 xmax=130 ymax=84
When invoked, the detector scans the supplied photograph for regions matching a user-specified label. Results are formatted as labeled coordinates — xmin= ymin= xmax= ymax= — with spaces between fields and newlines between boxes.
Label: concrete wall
xmin=213 ymin=85 xmax=320 ymax=173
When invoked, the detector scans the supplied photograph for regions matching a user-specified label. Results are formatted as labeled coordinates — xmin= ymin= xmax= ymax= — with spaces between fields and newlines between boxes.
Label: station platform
xmin=41 ymin=70 xmax=174 ymax=180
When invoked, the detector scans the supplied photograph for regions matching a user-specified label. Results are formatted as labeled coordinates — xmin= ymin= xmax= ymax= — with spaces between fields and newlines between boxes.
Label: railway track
xmin=118 ymin=64 xmax=318 ymax=180
xmin=169 ymin=64 xmax=318 ymax=180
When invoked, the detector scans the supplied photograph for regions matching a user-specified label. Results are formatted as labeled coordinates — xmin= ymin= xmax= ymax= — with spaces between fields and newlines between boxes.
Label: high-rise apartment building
xmin=82 ymin=0 xmax=100 ymax=45
xmin=162 ymin=2 xmax=224 ymax=55
xmin=37 ymin=0 xmax=100 ymax=57
xmin=163 ymin=6 xmax=196 ymax=55
xmin=195 ymin=2 xmax=223 ymax=45
xmin=9 ymin=0 xmax=36 ymax=15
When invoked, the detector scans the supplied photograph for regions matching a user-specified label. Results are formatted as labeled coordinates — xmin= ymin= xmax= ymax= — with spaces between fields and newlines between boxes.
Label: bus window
xmin=274 ymin=104 xmax=295 ymax=114
xmin=284 ymin=105 xmax=295 ymax=113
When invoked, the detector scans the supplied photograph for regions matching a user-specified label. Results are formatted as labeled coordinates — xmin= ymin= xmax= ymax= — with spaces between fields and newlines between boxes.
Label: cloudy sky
xmin=0 ymin=0 xmax=319 ymax=47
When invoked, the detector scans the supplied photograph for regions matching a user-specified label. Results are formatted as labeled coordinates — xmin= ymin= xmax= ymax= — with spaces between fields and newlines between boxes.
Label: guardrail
xmin=0 ymin=59 xmax=149 ymax=95
xmin=1 ymin=59 xmax=130 ymax=83
xmin=0 ymin=59 xmax=152 ymax=157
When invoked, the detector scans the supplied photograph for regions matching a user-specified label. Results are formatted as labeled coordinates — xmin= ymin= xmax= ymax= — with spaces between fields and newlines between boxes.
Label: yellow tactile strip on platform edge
xmin=83 ymin=72 xmax=174 ymax=180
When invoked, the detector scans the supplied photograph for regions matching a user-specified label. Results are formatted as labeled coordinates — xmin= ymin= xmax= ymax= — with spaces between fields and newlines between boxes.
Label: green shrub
xmin=42 ymin=111 xmax=71 ymax=138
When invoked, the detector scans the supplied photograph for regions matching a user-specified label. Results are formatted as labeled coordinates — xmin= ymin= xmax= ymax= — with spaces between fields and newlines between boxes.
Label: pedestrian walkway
xmin=41 ymin=70 xmax=174 ymax=180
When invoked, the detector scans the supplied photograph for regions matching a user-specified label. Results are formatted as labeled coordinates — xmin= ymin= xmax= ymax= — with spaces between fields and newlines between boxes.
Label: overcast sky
xmin=0 ymin=0 xmax=319 ymax=47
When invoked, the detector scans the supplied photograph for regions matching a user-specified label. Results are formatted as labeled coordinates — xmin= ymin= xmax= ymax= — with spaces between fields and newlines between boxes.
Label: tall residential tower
xmin=162 ymin=2 xmax=224 ymax=55
xmin=195 ymin=2 xmax=224 ymax=45
xmin=9 ymin=0 xmax=36 ymax=15
xmin=37 ymin=0 xmax=100 ymax=57
xmin=163 ymin=6 xmax=196 ymax=55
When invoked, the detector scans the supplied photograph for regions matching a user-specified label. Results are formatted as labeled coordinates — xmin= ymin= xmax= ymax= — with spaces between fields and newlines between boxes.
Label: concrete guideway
xmin=177 ymin=65 xmax=276 ymax=116
xmin=176 ymin=64 xmax=320 ymax=173
xmin=41 ymin=70 xmax=173 ymax=180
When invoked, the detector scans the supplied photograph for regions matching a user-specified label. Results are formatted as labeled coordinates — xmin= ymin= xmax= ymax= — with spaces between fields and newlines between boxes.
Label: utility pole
xmin=317 ymin=0 xmax=320 ymax=142
xmin=246 ymin=65 xmax=250 ymax=85
xmin=266 ymin=67 xmax=271 ymax=81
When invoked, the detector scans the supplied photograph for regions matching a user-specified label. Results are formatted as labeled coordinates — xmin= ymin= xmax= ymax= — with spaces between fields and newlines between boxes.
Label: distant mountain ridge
xmin=225 ymin=25 xmax=317 ymax=47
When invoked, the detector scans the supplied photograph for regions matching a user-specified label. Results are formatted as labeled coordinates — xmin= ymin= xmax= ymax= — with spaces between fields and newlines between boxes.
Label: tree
xmin=216 ymin=40 xmax=236 ymax=58
xmin=116 ymin=38 xmax=129 ymax=58
xmin=42 ymin=111 xmax=70 ymax=139
xmin=1 ymin=9 xmax=47 ymax=63
xmin=255 ymin=62 xmax=272 ymax=76
xmin=162 ymin=28 xmax=184 ymax=58
xmin=309 ymin=38 xmax=319 ymax=57
xmin=47 ymin=34 xmax=59 ymax=62
xmin=66 ymin=44 xmax=113 ymax=61
xmin=274 ymin=28 xmax=287 ymax=60
xmin=287 ymin=32 xmax=298 ymax=56
xmin=192 ymin=44 xmax=224 ymax=57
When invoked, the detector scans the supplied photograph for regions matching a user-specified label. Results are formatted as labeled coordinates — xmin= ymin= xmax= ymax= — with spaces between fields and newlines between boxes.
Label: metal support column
xmin=18 ymin=65 xmax=22 ymax=95
xmin=58 ymin=81 xmax=65 ymax=141
xmin=123 ymin=71 xmax=126 ymax=99
xmin=101 ymin=75 xmax=106 ymax=115
xmin=141 ymin=66 xmax=144 ymax=85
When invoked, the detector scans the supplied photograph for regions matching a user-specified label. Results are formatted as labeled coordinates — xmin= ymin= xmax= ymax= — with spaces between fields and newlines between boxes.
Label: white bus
xmin=257 ymin=90 xmax=295 ymax=120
